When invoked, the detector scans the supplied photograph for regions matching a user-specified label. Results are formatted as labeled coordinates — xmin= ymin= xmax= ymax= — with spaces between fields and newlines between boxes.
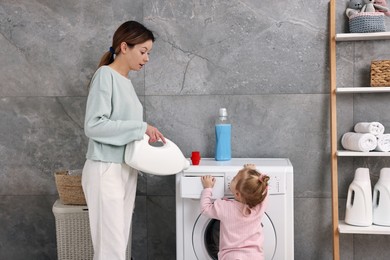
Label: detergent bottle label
xmin=215 ymin=124 xmax=231 ymax=161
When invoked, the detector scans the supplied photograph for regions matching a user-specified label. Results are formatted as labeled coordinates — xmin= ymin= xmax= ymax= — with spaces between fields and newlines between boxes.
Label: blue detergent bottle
xmin=215 ymin=108 xmax=231 ymax=161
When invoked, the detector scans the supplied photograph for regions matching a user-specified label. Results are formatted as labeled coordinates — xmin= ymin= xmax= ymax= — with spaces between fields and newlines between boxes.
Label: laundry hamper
xmin=52 ymin=200 xmax=132 ymax=260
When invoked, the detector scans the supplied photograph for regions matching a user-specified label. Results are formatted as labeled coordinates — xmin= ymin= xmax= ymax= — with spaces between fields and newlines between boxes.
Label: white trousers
xmin=82 ymin=159 xmax=138 ymax=260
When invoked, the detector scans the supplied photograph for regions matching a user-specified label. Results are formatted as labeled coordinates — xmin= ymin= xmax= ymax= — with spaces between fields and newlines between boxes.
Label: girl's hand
xmin=201 ymin=175 xmax=216 ymax=188
xmin=146 ymin=124 xmax=166 ymax=143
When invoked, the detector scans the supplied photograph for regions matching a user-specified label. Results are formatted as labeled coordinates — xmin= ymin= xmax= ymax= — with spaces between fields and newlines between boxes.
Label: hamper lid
xmin=52 ymin=199 xmax=88 ymax=214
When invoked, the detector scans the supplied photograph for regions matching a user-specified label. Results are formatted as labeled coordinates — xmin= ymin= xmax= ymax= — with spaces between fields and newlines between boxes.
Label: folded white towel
xmin=375 ymin=134 xmax=390 ymax=152
xmin=341 ymin=132 xmax=377 ymax=152
xmin=354 ymin=122 xmax=385 ymax=136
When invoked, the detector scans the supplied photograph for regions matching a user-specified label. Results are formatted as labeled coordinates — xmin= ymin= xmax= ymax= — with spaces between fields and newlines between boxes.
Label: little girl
xmin=200 ymin=164 xmax=270 ymax=260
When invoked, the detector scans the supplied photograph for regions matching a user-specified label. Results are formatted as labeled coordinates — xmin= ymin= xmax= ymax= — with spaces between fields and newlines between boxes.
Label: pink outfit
xmin=200 ymin=188 xmax=269 ymax=260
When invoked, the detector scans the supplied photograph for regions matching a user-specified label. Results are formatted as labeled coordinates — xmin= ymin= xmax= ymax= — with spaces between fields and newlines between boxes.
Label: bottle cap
xmin=191 ymin=151 xmax=201 ymax=165
xmin=219 ymin=108 xmax=227 ymax=117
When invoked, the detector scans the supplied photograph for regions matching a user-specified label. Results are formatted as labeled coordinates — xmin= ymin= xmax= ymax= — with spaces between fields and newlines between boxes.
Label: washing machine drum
xmin=192 ymin=213 xmax=276 ymax=260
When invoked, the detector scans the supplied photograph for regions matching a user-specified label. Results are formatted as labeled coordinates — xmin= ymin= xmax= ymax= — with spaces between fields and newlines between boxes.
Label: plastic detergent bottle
xmin=373 ymin=168 xmax=390 ymax=226
xmin=215 ymin=108 xmax=231 ymax=161
xmin=345 ymin=168 xmax=372 ymax=226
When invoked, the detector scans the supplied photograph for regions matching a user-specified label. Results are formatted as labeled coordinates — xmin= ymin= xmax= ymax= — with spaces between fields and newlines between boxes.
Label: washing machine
xmin=176 ymin=158 xmax=294 ymax=260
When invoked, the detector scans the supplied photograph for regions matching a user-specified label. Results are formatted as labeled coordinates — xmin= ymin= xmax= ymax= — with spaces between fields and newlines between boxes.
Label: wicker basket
xmin=349 ymin=12 xmax=385 ymax=33
xmin=371 ymin=60 xmax=390 ymax=87
xmin=52 ymin=200 xmax=132 ymax=260
xmin=55 ymin=170 xmax=87 ymax=205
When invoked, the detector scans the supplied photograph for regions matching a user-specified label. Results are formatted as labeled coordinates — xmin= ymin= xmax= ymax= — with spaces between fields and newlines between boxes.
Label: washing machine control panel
xmin=180 ymin=169 xmax=286 ymax=199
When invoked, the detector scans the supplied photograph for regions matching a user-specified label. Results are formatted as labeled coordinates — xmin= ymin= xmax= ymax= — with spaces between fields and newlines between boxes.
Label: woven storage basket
xmin=371 ymin=60 xmax=390 ymax=87
xmin=55 ymin=170 xmax=87 ymax=205
xmin=349 ymin=12 xmax=385 ymax=33
xmin=52 ymin=200 xmax=132 ymax=260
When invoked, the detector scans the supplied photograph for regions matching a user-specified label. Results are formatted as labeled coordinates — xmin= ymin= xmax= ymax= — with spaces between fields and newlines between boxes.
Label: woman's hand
xmin=146 ymin=124 xmax=166 ymax=143
xmin=201 ymin=175 xmax=216 ymax=188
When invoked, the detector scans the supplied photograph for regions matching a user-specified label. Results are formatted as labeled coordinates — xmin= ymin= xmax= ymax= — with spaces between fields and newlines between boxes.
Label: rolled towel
xmin=341 ymin=132 xmax=377 ymax=152
xmin=375 ymin=134 xmax=390 ymax=152
xmin=354 ymin=122 xmax=385 ymax=136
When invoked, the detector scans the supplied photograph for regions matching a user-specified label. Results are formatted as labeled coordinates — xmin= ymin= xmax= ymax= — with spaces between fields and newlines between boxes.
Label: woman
xmin=82 ymin=21 xmax=165 ymax=260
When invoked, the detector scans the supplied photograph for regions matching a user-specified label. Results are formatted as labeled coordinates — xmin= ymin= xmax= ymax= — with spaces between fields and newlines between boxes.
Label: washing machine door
xmin=192 ymin=212 xmax=276 ymax=260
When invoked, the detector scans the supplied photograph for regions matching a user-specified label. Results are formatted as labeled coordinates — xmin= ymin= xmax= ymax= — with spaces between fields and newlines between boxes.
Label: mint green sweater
xmin=84 ymin=66 xmax=147 ymax=163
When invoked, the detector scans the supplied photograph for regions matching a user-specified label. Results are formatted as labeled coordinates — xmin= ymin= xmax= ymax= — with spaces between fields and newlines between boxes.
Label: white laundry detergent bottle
xmin=345 ymin=167 xmax=372 ymax=226
xmin=124 ymin=134 xmax=190 ymax=175
xmin=373 ymin=168 xmax=390 ymax=226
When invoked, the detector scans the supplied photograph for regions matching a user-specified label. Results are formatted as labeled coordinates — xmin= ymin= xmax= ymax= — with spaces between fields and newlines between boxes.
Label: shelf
xmin=336 ymin=32 xmax=390 ymax=41
xmin=339 ymin=221 xmax=390 ymax=235
xmin=330 ymin=1 xmax=390 ymax=258
xmin=337 ymin=150 xmax=390 ymax=157
xmin=336 ymin=87 xmax=390 ymax=93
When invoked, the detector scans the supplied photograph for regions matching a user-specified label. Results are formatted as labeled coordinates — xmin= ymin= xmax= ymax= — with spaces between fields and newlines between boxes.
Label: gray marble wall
xmin=1 ymin=0 xmax=390 ymax=259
